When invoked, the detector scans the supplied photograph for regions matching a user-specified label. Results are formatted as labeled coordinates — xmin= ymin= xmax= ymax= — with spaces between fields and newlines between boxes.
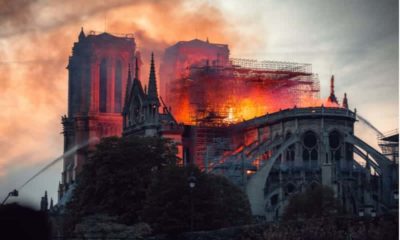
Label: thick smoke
xmin=0 ymin=0 xmax=254 ymax=181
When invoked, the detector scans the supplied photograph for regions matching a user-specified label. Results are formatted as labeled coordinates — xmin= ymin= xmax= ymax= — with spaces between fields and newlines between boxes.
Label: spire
xmin=127 ymin=64 xmax=132 ymax=88
xmin=40 ymin=191 xmax=48 ymax=211
xmin=342 ymin=92 xmax=348 ymax=109
xmin=50 ymin=198 xmax=54 ymax=210
xmin=135 ymin=57 xmax=139 ymax=80
xmin=147 ymin=52 xmax=159 ymax=102
xmin=327 ymin=74 xmax=338 ymax=104
xmin=78 ymin=27 xmax=85 ymax=41
xmin=123 ymin=64 xmax=133 ymax=113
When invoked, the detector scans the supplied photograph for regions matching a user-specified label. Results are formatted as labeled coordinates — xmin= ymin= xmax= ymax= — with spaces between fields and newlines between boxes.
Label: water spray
xmin=356 ymin=114 xmax=384 ymax=137
xmin=1 ymin=138 xmax=98 ymax=205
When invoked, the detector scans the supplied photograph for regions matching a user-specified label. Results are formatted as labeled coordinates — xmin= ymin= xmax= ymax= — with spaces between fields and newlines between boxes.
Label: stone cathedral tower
xmin=59 ymin=29 xmax=137 ymax=199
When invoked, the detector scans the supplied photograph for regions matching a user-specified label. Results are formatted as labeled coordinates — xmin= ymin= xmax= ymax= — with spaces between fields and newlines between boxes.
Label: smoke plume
xmin=0 ymin=0 xmax=256 ymax=180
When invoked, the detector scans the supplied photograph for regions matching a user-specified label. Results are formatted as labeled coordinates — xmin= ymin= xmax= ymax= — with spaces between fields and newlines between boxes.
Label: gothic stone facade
xmin=60 ymin=30 xmax=137 ymax=198
xmin=122 ymin=54 xmax=184 ymax=159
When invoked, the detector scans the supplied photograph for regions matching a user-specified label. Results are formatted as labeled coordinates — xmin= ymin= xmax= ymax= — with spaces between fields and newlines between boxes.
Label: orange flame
xmin=172 ymin=85 xmax=342 ymax=125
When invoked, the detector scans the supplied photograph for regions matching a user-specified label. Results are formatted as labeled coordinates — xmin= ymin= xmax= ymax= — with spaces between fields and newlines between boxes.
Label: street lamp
xmin=188 ymin=172 xmax=197 ymax=231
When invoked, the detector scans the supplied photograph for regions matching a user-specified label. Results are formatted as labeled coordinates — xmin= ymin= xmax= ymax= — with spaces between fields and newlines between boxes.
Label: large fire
xmin=216 ymin=89 xmax=276 ymax=124
xmin=160 ymin=39 xmax=342 ymax=126
xmin=174 ymin=88 xmax=340 ymax=125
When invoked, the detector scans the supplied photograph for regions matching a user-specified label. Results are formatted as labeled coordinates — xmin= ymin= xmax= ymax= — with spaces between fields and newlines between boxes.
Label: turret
xmin=128 ymin=63 xmax=133 ymax=90
xmin=327 ymin=75 xmax=338 ymax=104
xmin=342 ymin=93 xmax=348 ymax=109
xmin=135 ymin=55 xmax=140 ymax=80
xmin=144 ymin=53 xmax=160 ymax=128
xmin=147 ymin=53 xmax=159 ymax=104
xmin=40 ymin=191 xmax=48 ymax=212
xmin=57 ymin=181 xmax=63 ymax=201
xmin=135 ymin=51 xmax=142 ymax=78
xmin=78 ymin=27 xmax=85 ymax=42
xmin=123 ymin=64 xmax=133 ymax=115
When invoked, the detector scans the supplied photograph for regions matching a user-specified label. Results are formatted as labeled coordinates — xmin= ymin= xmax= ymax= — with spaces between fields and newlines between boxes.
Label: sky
xmin=0 ymin=0 xmax=398 ymax=208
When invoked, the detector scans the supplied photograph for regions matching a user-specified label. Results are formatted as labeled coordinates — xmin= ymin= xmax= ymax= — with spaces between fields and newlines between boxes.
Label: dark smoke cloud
xmin=0 ymin=0 xmax=37 ymax=37
xmin=0 ymin=0 xmax=396 ymax=208
xmin=0 ymin=0 xmax=254 ymax=207
xmin=0 ymin=0 xmax=134 ymax=38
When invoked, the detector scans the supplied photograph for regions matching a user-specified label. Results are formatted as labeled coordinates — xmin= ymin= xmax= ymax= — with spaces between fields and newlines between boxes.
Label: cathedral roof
xmin=123 ymin=58 xmax=146 ymax=114
xmin=81 ymin=31 xmax=136 ymax=47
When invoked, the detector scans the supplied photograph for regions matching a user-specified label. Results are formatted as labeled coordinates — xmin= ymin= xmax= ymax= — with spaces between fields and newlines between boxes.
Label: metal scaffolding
xmin=378 ymin=129 xmax=399 ymax=163
xmin=230 ymin=58 xmax=312 ymax=74
xmin=183 ymin=58 xmax=320 ymax=126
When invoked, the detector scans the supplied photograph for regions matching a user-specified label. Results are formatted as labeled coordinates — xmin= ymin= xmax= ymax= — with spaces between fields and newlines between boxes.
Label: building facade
xmin=122 ymin=54 xmax=184 ymax=159
xmin=60 ymin=30 xmax=137 ymax=199
xmin=58 ymin=33 xmax=397 ymax=220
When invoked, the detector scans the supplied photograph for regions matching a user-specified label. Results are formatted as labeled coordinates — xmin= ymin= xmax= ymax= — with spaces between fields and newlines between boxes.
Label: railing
xmin=234 ymin=107 xmax=356 ymax=130
xmin=87 ymin=30 xmax=135 ymax=39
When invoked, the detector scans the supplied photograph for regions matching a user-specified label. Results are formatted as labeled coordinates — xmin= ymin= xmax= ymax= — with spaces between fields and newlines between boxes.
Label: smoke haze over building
xmin=0 ymin=0 xmax=397 ymax=208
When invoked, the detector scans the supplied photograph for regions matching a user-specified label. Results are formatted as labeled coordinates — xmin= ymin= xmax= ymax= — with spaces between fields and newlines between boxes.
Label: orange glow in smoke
xmin=174 ymin=97 xmax=193 ymax=124
xmin=160 ymin=42 xmax=342 ymax=125
xmin=173 ymin=86 xmax=341 ymax=125
xmin=298 ymin=94 xmax=341 ymax=108
xmin=222 ymin=90 xmax=275 ymax=123
xmin=0 ymin=0 xmax=245 ymax=177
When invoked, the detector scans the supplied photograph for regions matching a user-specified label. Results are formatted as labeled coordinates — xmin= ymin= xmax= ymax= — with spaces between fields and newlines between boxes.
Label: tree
xmin=142 ymin=165 xmax=252 ymax=233
xmin=66 ymin=136 xmax=178 ymax=228
xmin=282 ymin=184 xmax=342 ymax=221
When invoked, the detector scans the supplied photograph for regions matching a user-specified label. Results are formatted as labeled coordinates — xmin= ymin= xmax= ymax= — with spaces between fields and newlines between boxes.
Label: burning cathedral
xmin=55 ymin=29 xmax=398 ymax=220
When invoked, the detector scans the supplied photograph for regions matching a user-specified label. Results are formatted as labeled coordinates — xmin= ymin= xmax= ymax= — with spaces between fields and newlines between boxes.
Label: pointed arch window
xmin=114 ymin=60 xmax=122 ymax=112
xmin=329 ymin=130 xmax=343 ymax=162
xmin=302 ymin=131 xmax=319 ymax=167
xmin=99 ymin=59 xmax=108 ymax=112
xmin=285 ymin=132 xmax=295 ymax=163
